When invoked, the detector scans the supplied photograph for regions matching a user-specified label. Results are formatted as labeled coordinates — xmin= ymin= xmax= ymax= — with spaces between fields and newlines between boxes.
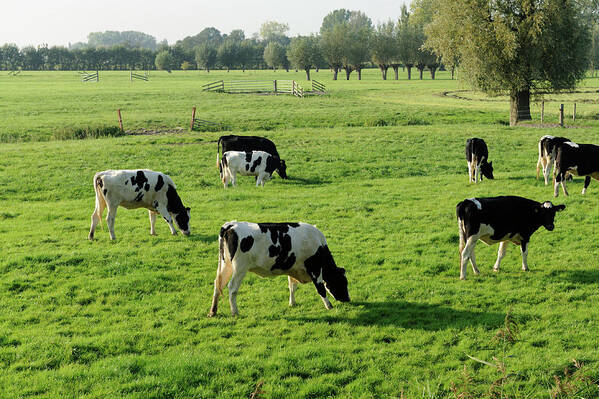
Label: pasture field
xmin=1 ymin=70 xmax=599 ymax=398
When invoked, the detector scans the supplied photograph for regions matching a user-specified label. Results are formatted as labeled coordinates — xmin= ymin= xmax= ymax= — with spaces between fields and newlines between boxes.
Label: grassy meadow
xmin=1 ymin=69 xmax=599 ymax=398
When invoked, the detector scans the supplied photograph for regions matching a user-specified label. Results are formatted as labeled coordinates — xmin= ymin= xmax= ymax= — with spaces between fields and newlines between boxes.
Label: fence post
xmin=559 ymin=104 xmax=564 ymax=127
xmin=274 ymin=80 xmax=277 ymax=93
xmin=130 ymin=70 xmax=132 ymax=82
xmin=117 ymin=109 xmax=124 ymax=131
xmin=96 ymin=70 xmax=99 ymax=82
xmin=190 ymin=106 xmax=196 ymax=131
xmin=573 ymin=103 xmax=576 ymax=121
xmin=541 ymin=101 xmax=544 ymax=123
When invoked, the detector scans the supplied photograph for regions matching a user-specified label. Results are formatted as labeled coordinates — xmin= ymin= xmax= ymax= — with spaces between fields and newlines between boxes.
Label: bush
xmin=52 ymin=126 xmax=125 ymax=140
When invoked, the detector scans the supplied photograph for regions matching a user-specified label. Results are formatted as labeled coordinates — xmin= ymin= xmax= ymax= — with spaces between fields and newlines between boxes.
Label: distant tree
xmin=218 ymin=40 xmax=240 ymax=71
xmin=195 ymin=43 xmax=217 ymax=72
xmin=263 ymin=42 xmax=287 ymax=70
xmin=177 ymin=27 xmax=223 ymax=51
xmin=155 ymin=50 xmax=175 ymax=72
xmin=426 ymin=0 xmax=592 ymax=126
xmin=319 ymin=25 xmax=345 ymax=80
xmin=591 ymin=24 xmax=599 ymax=75
xmin=320 ymin=9 xmax=352 ymax=34
xmin=260 ymin=21 xmax=290 ymax=45
xmin=181 ymin=61 xmax=193 ymax=70
xmin=87 ymin=31 xmax=157 ymax=50
xmin=371 ymin=21 xmax=398 ymax=80
xmin=1 ymin=44 xmax=21 ymax=70
xmin=21 ymin=46 xmax=42 ymax=70
xmin=287 ymin=35 xmax=319 ymax=80
xmin=238 ymin=39 xmax=261 ymax=71
xmin=397 ymin=6 xmax=420 ymax=80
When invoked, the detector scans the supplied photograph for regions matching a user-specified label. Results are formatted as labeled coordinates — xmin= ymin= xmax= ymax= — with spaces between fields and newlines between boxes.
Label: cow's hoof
xmin=473 ymin=270 xmax=480 ymax=275
xmin=88 ymin=235 xmax=94 ymax=240
xmin=460 ymin=276 xmax=466 ymax=280
xmin=207 ymin=312 xmax=216 ymax=318
xmin=522 ymin=267 xmax=529 ymax=272
xmin=493 ymin=268 xmax=499 ymax=272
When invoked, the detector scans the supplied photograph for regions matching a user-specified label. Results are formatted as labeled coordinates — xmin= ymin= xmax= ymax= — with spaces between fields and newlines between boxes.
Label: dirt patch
xmin=127 ymin=127 xmax=187 ymax=136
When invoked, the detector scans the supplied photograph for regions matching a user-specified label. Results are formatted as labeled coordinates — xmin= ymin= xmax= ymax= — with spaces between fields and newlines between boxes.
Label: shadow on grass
xmin=290 ymin=300 xmax=504 ymax=330
xmin=187 ymin=234 xmax=218 ymax=243
xmin=554 ymin=269 xmax=599 ymax=284
xmin=284 ymin=176 xmax=331 ymax=186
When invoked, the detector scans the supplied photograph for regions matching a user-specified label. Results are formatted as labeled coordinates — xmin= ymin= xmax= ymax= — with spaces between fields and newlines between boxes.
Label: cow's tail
xmin=216 ymin=137 xmax=223 ymax=169
xmin=456 ymin=201 xmax=468 ymax=256
xmin=215 ymin=228 xmax=233 ymax=295
xmin=536 ymin=138 xmax=544 ymax=179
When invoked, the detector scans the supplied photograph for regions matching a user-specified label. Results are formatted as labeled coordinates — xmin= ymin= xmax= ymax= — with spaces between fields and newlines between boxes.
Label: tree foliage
xmin=263 ymin=42 xmax=288 ymax=70
xmin=426 ymin=0 xmax=592 ymax=125
xmin=87 ymin=31 xmax=157 ymax=50
xmin=195 ymin=43 xmax=217 ymax=72
xmin=287 ymin=36 xmax=319 ymax=80
xmin=154 ymin=50 xmax=175 ymax=71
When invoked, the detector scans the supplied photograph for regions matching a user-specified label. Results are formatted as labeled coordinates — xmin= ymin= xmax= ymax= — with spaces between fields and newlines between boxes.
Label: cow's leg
xmin=288 ymin=276 xmax=299 ymax=306
xmin=148 ymin=210 xmax=157 ymax=235
xmin=105 ymin=202 xmax=118 ymax=240
xmin=521 ymin=240 xmax=529 ymax=271
xmin=582 ymin=176 xmax=591 ymax=195
xmin=467 ymin=161 xmax=473 ymax=183
xmin=156 ymin=205 xmax=177 ymax=235
xmin=544 ymin=156 xmax=553 ymax=186
xmin=460 ymin=236 xmax=477 ymax=280
xmin=469 ymin=250 xmax=479 ymax=275
xmin=88 ymin=193 xmax=106 ymax=240
xmin=231 ymin=171 xmax=237 ymax=187
xmin=227 ymin=266 xmax=248 ymax=316
xmin=493 ymin=241 xmax=508 ymax=272
xmin=256 ymin=174 xmax=262 ymax=187
xmin=312 ymin=280 xmax=333 ymax=309
xmin=208 ymin=248 xmax=233 ymax=317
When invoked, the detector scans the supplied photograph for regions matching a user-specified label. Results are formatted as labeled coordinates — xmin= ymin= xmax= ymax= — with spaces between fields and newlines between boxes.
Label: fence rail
xmin=7 ymin=70 xmax=20 ymax=76
xmin=203 ymin=79 xmax=307 ymax=97
xmin=189 ymin=106 xmax=224 ymax=131
xmin=81 ymin=71 xmax=99 ymax=82
xmin=130 ymin=70 xmax=149 ymax=81
xmin=312 ymin=80 xmax=326 ymax=93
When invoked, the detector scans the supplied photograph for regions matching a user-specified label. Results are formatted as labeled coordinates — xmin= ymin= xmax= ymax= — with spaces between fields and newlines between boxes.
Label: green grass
xmin=1 ymin=70 xmax=599 ymax=398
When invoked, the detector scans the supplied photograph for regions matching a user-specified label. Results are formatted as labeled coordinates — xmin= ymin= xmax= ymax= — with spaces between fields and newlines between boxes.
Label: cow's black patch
xmin=250 ymin=157 xmax=262 ymax=172
xmin=259 ymin=223 xmax=300 ymax=271
xmin=134 ymin=192 xmax=144 ymax=202
xmin=265 ymin=155 xmax=280 ymax=175
xmin=245 ymin=151 xmax=252 ymax=163
xmin=268 ymin=245 xmax=280 ymax=257
xmin=155 ymin=175 xmax=164 ymax=191
xmin=224 ymin=229 xmax=238 ymax=260
xmin=153 ymin=201 xmax=159 ymax=210
xmin=144 ymin=183 xmax=150 ymax=191
xmin=124 ymin=180 xmax=128 ymax=185
xmin=245 ymin=163 xmax=250 ymax=171
xmin=103 ymin=189 xmax=107 ymax=195
xmin=166 ymin=184 xmax=190 ymax=231
xmin=240 ymin=236 xmax=254 ymax=252
xmin=130 ymin=171 xmax=148 ymax=192
xmin=97 ymin=178 xmax=103 ymax=188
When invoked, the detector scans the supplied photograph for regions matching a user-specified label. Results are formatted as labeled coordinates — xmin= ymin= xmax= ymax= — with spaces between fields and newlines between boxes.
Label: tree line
xmin=1 ymin=4 xmax=598 ymax=85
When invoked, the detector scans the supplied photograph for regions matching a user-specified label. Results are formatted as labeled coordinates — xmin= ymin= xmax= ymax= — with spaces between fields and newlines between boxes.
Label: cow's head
xmin=481 ymin=161 xmax=494 ymax=179
xmin=277 ymin=159 xmax=288 ymax=179
xmin=173 ymin=207 xmax=191 ymax=235
xmin=323 ymin=267 xmax=350 ymax=302
xmin=538 ymin=202 xmax=565 ymax=231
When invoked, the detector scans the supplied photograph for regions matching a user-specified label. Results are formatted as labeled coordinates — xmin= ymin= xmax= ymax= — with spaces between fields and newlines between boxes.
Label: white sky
xmin=0 ymin=0 xmax=410 ymax=47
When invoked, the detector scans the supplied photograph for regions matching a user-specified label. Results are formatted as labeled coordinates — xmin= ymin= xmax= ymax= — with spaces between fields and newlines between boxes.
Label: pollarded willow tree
xmin=425 ymin=0 xmax=591 ymax=126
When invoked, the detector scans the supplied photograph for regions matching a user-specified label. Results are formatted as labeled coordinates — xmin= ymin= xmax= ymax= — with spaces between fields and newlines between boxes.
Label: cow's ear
xmin=556 ymin=204 xmax=566 ymax=212
xmin=186 ymin=207 xmax=191 ymax=211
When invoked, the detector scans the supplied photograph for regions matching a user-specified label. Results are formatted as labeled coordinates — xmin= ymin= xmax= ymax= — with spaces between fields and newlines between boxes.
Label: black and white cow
xmin=554 ymin=142 xmax=599 ymax=197
xmin=89 ymin=170 xmax=190 ymax=240
xmin=465 ymin=138 xmax=494 ymax=183
xmin=536 ymin=135 xmax=571 ymax=185
xmin=217 ymin=135 xmax=287 ymax=179
xmin=208 ymin=221 xmax=350 ymax=317
xmin=220 ymin=150 xmax=287 ymax=187
xmin=456 ymin=196 xmax=565 ymax=280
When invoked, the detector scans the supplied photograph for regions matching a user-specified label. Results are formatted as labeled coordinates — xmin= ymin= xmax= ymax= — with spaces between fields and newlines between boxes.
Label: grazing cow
xmin=208 ymin=221 xmax=350 ymax=317
xmin=536 ymin=135 xmax=571 ymax=185
xmin=465 ymin=138 xmax=494 ymax=183
xmin=554 ymin=142 xmax=599 ymax=197
xmin=456 ymin=196 xmax=565 ymax=280
xmin=217 ymin=135 xmax=287 ymax=179
xmin=88 ymin=170 xmax=190 ymax=240
xmin=219 ymin=150 xmax=287 ymax=187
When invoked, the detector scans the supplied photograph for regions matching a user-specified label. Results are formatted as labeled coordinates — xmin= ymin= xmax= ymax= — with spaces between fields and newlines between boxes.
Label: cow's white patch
xmin=468 ymin=198 xmax=482 ymax=210
xmin=540 ymin=135 xmax=555 ymax=141
xmin=565 ymin=141 xmax=579 ymax=148
xmin=542 ymin=202 xmax=553 ymax=209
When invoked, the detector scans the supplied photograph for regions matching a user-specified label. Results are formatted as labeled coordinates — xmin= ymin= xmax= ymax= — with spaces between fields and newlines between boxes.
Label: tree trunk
xmin=451 ymin=66 xmax=455 ymax=80
xmin=509 ymin=89 xmax=532 ymax=126
xmin=316 ymin=67 xmax=319 ymax=72
xmin=392 ymin=65 xmax=399 ymax=80
xmin=379 ymin=64 xmax=388 ymax=80
xmin=418 ymin=68 xmax=423 ymax=80
xmin=429 ymin=66 xmax=437 ymax=80
xmin=406 ymin=66 xmax=412 ymax=80
xmin=305 ymin=68 xmax=310 ymax=81
xmin=356 ymin=67 xmax=362 ymax=80
xmin=206 ymin=67 xmax=210 ymax=73
xmin=333 ymin=67 xmax=338 ymax=80
xmin=344 ymin=66 xmax=352 ymax=80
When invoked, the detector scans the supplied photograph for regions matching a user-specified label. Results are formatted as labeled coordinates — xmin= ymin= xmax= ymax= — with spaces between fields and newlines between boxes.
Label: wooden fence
xmin=130 ymin=70 xmax=149 ymax=81
xmin=202 ymin=79 xmax=306 ymax=97
xmin=189 ymin=107 xmax=224 ymax=131
xmin=80 ymin=71 xmax=99 ymax=82
xmin=312 ymin=80 xmax=326 ymax=93
xmin=7 ymin=70 xmax=21 ymax=76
